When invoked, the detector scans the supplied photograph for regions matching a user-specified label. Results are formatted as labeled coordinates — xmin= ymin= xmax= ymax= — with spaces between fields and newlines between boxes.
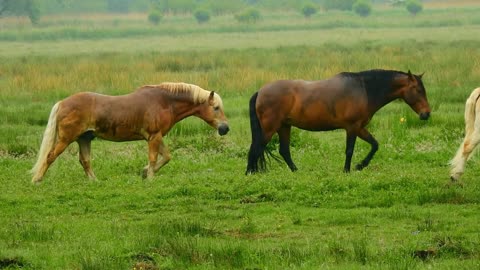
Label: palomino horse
xmin=31 ymin=82 xmax=229 ymax=183
xmin=450 ymin=87 xmax=480 ymax=183
xmin=246 ymin=69 xmax=431 ymax=174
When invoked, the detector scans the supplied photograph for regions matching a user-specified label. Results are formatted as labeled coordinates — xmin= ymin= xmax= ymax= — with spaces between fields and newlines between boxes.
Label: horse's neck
xmin=172 ymin=99 xmax=199 ymax=122
xmin=366 ymin=84 xmax=403 ymax=114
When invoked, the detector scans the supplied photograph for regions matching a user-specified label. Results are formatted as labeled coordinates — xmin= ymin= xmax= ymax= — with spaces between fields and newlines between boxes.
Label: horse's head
xmin=400 ymin=70 xmax=431 ymax=120
xmin=198 ymin=91 xmax=229 ymax=135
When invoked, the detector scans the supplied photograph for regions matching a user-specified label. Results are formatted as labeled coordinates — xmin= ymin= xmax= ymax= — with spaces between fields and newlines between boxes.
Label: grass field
xmin=1 ymin=4 xmax=480 ymax=270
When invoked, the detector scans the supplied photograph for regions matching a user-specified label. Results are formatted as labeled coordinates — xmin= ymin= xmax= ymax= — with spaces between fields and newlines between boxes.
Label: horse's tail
xmin=246 ymin=92 xmax=267 ymax=174
xmin=31 ymin=102 xmax=60 ymax=182
xmin=450 ymin=88 xmax=480 ymax=178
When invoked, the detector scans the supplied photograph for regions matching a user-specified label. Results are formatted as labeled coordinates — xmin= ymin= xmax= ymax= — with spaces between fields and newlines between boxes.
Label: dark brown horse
xmin=31 ymin=82 xmax=229 ymax=183
xmin=246 ymin=69 xmax=430 ymax=174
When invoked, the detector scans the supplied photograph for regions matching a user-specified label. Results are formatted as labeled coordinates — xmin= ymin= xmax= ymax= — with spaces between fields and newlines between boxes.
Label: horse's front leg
xmin=78 ymin=136 xmax=96 ymax=180
xmin=143 ymin=132 xmax=171 ymax=179
xmin=355 ymin=128 xmax=379 ymax=171
xmin=344 ymin=131 xmax=357 ymax=172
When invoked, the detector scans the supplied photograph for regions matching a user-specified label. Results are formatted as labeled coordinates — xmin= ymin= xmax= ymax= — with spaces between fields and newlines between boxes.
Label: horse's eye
xmin=214 ymin=106 xmax=220 ymax=111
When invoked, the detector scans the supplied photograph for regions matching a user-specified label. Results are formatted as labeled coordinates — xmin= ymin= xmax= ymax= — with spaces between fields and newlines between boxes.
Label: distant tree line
xmin=0 ymin=0 xmax=424 ymax=25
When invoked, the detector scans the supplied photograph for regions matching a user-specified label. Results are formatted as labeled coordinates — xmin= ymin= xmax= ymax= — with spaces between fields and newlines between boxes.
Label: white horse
xmin=450 ymin=87 xmax=480 ymax=182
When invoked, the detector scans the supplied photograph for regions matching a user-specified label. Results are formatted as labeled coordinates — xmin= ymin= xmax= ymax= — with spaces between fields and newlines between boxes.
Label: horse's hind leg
xmin=77 ymin=136 xmax=96 ymax=180
xmin=33 ymin=139 xmax=70 ymax=183
xmin=355 ymin=128 xmax=379 ymax=171
xmin=278 ymin=125 xmax=297 ymax=171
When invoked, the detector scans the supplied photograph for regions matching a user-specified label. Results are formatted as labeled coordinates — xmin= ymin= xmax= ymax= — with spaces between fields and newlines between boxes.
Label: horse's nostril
xmin=420 ymin=112 xmax=430 ymax=120
xmin=218 ymin=125 xmax=229 ymax=135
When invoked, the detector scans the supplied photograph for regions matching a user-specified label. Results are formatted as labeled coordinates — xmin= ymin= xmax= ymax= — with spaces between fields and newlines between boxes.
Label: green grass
xmin=1 ymin=7 xmax=480 ymax=270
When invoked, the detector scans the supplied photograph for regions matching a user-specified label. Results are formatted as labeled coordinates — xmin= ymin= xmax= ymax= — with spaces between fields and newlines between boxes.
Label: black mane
xmin=338 ymin=69 xmax=424 ymax=107
xmin=339 ymin=69 xmax=408 ymax=92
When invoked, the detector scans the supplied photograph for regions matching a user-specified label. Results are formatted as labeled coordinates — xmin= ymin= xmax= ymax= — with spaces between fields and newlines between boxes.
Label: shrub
xmin=353 ymin=0 xmax=372 ymax=17
xmin=406 ymin=0 xmax=423 ymax=16
xmin=148 ymin=10 xmax=162 ymax=25
xmin=234 ymin=8 xmax=261 ymax=24
xmin=301 ymin=3 xmax=318 ymax=18
xmin=194 ymin=9 xmax=211 ymax=24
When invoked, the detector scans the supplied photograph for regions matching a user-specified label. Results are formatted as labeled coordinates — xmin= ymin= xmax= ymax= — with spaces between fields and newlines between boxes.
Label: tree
xmin=194 ymin=9 xmax=210 ymax=24
xmin=0 ymin=0 xmax=41 ymax=25
xmin=27 ymin=0 xmax=40 ymax=24
xmin=406 ymin=0 xmax=423 ymax=16
xmin=353 ymin=0 xmax=372 ymax=17
xmin=301 ymin=3 xmax=317 ymax=19
xmin=148 ymin=9 xmax=162 ymax=25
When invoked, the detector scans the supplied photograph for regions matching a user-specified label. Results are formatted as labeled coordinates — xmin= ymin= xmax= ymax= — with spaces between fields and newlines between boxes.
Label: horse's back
xmin=255 ymin=78 xmax=369 ymax=131
xmin=56 ymin=90 xmax=166 ymax=141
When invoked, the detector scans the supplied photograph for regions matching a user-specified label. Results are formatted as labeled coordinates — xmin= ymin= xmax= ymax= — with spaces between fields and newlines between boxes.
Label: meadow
xmin=1 ymin=4 xmax=480 ymax=270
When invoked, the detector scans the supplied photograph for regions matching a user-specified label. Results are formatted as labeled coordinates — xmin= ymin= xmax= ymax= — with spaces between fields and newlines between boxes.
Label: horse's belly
xmin=288 ymin=110 xmax=342 ymax=131
xmin=94 ymin=127 xmax=145 ymax=142
xmin=96 ymin=133 xmax=144 ymax=142
xmin=292 ymin=121 xmax=340 ymax=132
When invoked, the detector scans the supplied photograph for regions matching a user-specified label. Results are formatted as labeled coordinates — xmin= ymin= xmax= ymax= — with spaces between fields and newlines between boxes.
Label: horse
xmin=450 ymin=87 xmax=480 ymax=183
xmin=246 ymin=69 xmax=431 ymax=174
xmin=31 ymin=82 xmax=229 ymax=183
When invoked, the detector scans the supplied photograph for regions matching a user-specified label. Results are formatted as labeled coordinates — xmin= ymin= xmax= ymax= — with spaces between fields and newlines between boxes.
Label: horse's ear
xmin=209 ymin=91 xmax=215 ymax=105
xmin=419 ymin=72 xmax=425 ymax=79
xmin=407 ymin=70 xmax=415 ymax=81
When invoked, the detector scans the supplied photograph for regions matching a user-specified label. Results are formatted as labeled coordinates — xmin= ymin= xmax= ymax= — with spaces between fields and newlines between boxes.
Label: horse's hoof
xmin=32 ymin=177 xmax=42 ymax=185
xmin=450 ymin=174 xmax=460 ymax=182
xmin=445 ymin=178 xmax=465 ymax=188
xmin=355 ymin=164 xmax=365 ymax=171
xmin=245 ymin=168 xmax=259 ymax=175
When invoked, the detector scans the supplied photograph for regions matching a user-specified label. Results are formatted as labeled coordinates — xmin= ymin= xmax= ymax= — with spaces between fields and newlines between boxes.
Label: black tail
xmin=246 ymin=92 xmax=267 ymax=174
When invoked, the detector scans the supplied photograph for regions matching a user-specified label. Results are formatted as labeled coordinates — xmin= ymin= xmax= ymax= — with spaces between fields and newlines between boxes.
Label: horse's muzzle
xmin=419 ymin=112 xmax=430 ymax=120
xmin=218 ymin=124 xmax=229 ymax=136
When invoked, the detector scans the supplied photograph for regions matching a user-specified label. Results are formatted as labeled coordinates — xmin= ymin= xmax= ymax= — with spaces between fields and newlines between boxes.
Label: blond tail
xmin=31 ymin=102 xmax=60 ymax=182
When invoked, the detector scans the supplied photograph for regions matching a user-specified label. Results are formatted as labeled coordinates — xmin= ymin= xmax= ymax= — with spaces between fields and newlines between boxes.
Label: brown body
xmin=246 ymin=69 xmax=431 ymax=174
xmin=31 ymin=83 xmax=229 ymax=183
xmin=256 ymin=78 xmax=370 ymax=132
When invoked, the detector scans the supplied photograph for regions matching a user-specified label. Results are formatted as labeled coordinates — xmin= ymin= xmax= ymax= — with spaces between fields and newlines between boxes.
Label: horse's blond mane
xmin=144 ymin=82 xmax=223 ymax=108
